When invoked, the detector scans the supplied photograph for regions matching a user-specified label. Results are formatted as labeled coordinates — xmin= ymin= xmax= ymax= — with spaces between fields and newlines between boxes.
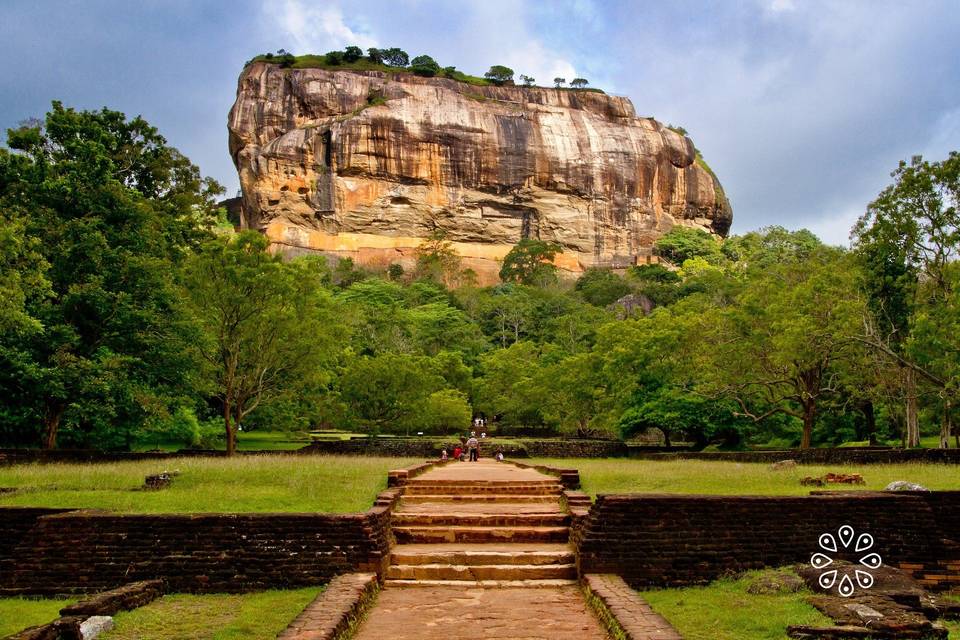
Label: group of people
xmin=441 ymin=430 xmax=504 ymax=462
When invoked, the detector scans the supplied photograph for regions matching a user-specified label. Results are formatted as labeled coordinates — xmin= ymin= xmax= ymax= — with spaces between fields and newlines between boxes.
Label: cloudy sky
xmin=1 ymin=0 xmax=957 ymax=244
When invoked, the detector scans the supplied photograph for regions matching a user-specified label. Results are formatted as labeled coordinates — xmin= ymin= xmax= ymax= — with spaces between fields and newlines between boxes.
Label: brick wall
xmin=0 ymin=500 xmax=397 ymax=595
xmin=0 ymin=507 xmax=73 ymax=565
xmin=576 ymin=491 xmax=960 ymax=589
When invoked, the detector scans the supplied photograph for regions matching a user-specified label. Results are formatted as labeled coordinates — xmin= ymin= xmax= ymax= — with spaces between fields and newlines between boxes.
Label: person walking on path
xmin=466 ymin=433 xmax=479 ymax=462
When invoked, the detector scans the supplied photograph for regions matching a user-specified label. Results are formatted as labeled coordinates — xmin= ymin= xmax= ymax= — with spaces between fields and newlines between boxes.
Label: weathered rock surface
xmin=229 ymin=63 xmax=732 ymax=283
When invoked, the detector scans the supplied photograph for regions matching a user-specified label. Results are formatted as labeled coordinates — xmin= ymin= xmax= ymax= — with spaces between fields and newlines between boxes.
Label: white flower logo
xmin=810 ymin=524 xmax=882 ymax=597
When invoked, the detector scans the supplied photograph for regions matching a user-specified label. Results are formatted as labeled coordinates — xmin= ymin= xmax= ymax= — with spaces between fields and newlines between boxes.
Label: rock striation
xmin=228 ymin=62 xmax=732 ymax=283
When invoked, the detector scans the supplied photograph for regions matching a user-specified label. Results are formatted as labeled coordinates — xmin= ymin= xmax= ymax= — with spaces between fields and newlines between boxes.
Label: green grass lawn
xmin=100 ymin=589 xmax=319 ymax=640
xmin=641 ymin=570 xmax=831 ymax=640
xmin=0 ymin=455 xmax=419 ymax=513
xmin=0 ymin=597 xmax=75 ymax=637
xmin=531 ymin=458 xmax=960 ymax=496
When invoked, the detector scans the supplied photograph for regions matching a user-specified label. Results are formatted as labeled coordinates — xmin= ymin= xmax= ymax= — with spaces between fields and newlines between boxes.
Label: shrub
xmin=387 ymin=263 xmax=405 ymax=280
xmin=324 ymin=50 xmax=344 ymax=65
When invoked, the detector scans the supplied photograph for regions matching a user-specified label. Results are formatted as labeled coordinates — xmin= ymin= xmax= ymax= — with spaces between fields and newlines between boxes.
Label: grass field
xmin=0 ymin=597 xmax=75 ymax=637
xmin=532 ymin=458 xmax=960 ymax=496
xmin=100 ymin=589 xmax=319 ymax=640
xmin=0 ymin=455 xmax=419 ymax=513
xmin=640 ymin=570 xmax=831 ymax=640
xmin=132 ymin=430 xmax=314 ymax=452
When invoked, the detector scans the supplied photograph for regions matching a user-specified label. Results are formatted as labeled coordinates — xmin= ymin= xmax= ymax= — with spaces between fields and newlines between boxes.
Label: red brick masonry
xmin=277 ymin=573 xmax=378 ymax=640
xmin=583 ymin=574 xmax=681 ymax=639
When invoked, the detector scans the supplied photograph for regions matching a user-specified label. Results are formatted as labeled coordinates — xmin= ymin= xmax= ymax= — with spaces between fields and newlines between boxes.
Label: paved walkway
xmin=351 ymin=584 xmax=609 ymax=640
xmin=348 ymin=459 xmax=680 ymax=639
xmin=351 ymin=458 xmax=611 ymax=638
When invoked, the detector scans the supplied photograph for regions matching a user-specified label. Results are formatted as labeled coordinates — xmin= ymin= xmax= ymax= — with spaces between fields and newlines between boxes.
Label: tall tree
xmin=0 ymin=103 xmax=222 ymax=449
xmin=852 ymin=152 xmax=960 ymax=447
xmin=704 ymin=246 xmax=864 ymax=448
xmin=180 ymin=232 xmax=340 ymax=454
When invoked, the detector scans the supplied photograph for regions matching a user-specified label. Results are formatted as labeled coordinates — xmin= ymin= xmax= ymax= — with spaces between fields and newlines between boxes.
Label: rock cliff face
xmin=229 ymin=62 xmax=732 ymax=283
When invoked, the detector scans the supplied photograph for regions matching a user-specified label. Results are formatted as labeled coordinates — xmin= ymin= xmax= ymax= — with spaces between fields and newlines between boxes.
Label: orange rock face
xmin=228 ymin=63 xmax=732 ymax=283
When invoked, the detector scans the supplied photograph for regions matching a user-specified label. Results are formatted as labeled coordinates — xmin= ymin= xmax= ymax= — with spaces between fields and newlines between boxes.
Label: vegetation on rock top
xmin=245 ymin=46 xmax=604 ymax=92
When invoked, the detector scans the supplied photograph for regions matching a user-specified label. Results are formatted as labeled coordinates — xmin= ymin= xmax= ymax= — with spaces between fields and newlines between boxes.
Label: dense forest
xmin=1 ymin=104 xmax=958 ymax=452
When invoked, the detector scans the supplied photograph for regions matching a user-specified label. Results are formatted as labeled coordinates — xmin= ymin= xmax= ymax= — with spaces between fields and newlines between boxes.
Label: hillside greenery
xmin=1 ymin=103 xmax=959 ymax=452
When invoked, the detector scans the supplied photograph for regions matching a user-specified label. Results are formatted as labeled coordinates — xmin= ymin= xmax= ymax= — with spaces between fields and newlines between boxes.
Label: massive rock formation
xmin=229 ymin=62 xmax=732 ymax=283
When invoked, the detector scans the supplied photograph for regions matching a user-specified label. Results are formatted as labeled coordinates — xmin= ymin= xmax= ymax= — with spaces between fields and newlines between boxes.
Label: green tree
xmin=484 ymin=65 xmax=515 ymax=85
xmin=475 ymin=341 xmax=549 ymax=430
xmin=852 ymin=152 xmax=960 ymax=447
xmin=324 ymin=50 xmax=344 ymax=65
xmin=0 ymin=103 xmax=222 ymax=449
xmin=499 ymin=239 xmax=562 ymax=286
xmin=180 ymin=232 xmax=341 ymax=454
xmin=519 ymin=74 xmax=535 ymax=86
xmin=410 ymin=55 xmax=441 ymax=77
xmin=553 ymin=77 xmax=566 ymax=88
xmin=414 ymin=230 xmax=462 ymax=285
xmin=575 ymin=268 xmax=631 ymax=306
xmin=382 ymin=48 xmax=409 ymax=67
xmin=654 ymin=226 xmax=720 ymax=264
xmin=422 ymin=389 xmax=472 ymax=434
xmin=343 ymin=46 xmax=363 ymax=62
xmin=570 ymin=78 xmax=589 ymax=88
xmin=702 ymin=246 xmax=864 ymax=449
xmin=366 ymin=48 xmax=384 ymax=64
xmin=339 ymin=353 xmax=444 ymax=434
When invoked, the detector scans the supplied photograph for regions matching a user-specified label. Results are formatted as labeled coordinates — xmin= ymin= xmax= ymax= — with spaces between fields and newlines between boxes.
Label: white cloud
xmin=268 ymin=1 xmax=377 ymax=54
xmin=766 ymin=0 xmax=797 ymax=14
xmin=440 ymin=1 xmax=579 ymax=86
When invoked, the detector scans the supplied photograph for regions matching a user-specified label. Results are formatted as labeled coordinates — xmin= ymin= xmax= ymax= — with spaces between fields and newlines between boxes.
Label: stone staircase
xmin=386 ymin=462 xmax=578 ymax=587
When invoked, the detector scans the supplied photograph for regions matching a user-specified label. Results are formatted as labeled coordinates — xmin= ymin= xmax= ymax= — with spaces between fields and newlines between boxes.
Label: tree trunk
xmin=942 ymin=399 xmax=952 ymax=449
xmin=863 ymin=400 xmax=877 ymax=446
xmin=800 ymin=400 xmax=815 ymax=450
xmin=904 ymin=367 xmax=920 ymax=448
xmin=224 ymin=397 xmax=235 ymax=456
xmin=42 ymin=404 xmax=64 ymax=450
xmin=661 ymin=428 xmax=672 ymax=448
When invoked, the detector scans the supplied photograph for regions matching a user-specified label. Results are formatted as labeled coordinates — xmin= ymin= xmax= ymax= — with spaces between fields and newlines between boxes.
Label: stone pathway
xmin=351 ymin=459 xmax=610 ymax=639
xmin=348 ymin=459 xmax=684 ymax=639
xmin=351 ymin=585 xmax=608 ymax=640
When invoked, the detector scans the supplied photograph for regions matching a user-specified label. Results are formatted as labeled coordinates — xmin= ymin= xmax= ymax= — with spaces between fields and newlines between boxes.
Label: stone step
xmin=403 ymin=484 xmax=563 ymax=496
xmin=392 ymin=512 xmax=570 ymax=527
xmin=406 ymin=478 xmax=560 ymax=486
xmin=390 ymin=543 xmax=574 ymax=567
xmin=383 ymin=579 xmax=579 ymax=589
xmin=393 ymin=525 xmax=570 ymax=544
xmin=400 ymin=494 xmax=558 ymax=504
xmin=386 ymin=563 xmax=577 ymax=581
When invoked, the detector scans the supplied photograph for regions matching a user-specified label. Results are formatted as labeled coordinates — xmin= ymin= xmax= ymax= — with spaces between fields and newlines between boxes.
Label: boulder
xmin=884 ymin=481 xmax=930 ymax=492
